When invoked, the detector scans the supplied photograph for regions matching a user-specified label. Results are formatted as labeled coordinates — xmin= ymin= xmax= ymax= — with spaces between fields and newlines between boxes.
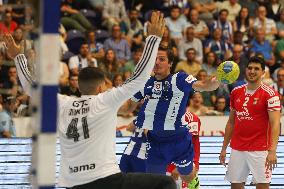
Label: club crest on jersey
xmin=253 ymin=98 xmax=259 ymax=105
xmin=154 ymin=81 xmax=161 ymax=90
xmin=153 ymin=81 xmax=162 ymax=97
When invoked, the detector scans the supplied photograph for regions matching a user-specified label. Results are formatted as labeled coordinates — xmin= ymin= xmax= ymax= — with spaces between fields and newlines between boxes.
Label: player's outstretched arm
xmin=126 ymin=121 xmax=135 ymax=132
xmin=3 ymin=34 xmax=35 ymax=96
xmin=219 ymin=109 xmax=235 ymax=167
xmin=266 ymin=110 xmax=281 ymax=170
xmin=102 ymin=12 xmax=165 ymax=106
xmin=192 ymin=76 xmax=220 ymax=92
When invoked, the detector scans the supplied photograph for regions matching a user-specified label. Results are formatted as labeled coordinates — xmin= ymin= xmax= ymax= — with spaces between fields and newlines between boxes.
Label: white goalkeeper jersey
xmin=13 ymin=35 xmax=161 ymax=187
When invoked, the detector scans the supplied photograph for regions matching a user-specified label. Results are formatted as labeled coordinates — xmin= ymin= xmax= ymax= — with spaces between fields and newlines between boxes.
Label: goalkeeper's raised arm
xmin=3 ymin=34 xmax=35 ymax=96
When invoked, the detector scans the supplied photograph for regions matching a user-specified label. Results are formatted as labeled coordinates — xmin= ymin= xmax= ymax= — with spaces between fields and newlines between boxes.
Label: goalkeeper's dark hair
xmin=247 ymin=55 xmax=265 ymax=70
xmin=78 ymin=67 xmax=105 ymax=95
xmin=158 ymin=45 xmax=174 ymax=65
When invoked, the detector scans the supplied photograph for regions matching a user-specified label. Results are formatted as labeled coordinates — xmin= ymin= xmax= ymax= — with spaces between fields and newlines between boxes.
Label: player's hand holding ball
xmin=217 ymin=61 xmax=240 ymax=84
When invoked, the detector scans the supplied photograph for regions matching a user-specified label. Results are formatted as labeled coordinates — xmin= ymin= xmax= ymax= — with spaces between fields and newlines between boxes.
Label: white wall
xmin=14 ymin=117 xmax=34 ymax=137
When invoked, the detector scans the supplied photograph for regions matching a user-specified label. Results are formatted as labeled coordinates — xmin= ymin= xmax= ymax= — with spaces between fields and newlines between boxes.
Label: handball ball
xmin=216 ymin=61 xmax=240 ymax=84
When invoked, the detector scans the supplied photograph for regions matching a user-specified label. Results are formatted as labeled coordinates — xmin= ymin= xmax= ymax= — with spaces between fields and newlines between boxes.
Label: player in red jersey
xmin=219 ymin=56 xmax=281 ymax=189
xmin=167 ymin=111 xmax=201 ymax=189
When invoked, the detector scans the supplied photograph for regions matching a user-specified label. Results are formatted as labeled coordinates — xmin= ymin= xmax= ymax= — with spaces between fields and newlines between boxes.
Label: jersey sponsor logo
xmin=69 ymin=100 xmax=90 ymax=116
xmin=174 ymin=160 xmax=192 ymax=167
xmin=72 ymin=100 xmax=89 ymax=108
xmin=185 ymin=75 xmax=196 ymax=84
xmin=69 ymin=163 xmax=95 ymax=173
xmin=268 ymin=96 xmax=280 ymax=107
xmin=1 ymin=121 xmax=6 ymax=126
xmin=68 ymin=107 xmax=90 ymax=116
xmin=269 ymin=101 xmax=276 ymax=104
xmin=236 ymin=107 xmax=253 ymax=120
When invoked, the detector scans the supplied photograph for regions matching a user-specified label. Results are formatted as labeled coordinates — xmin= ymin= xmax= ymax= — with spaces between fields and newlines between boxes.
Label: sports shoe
xmin=187 ymin=176 xmax=199 ymax=189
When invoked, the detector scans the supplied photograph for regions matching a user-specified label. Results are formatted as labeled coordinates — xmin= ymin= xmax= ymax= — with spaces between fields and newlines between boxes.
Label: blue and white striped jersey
xmin=132 ymin=72 xmax=197 ymax=137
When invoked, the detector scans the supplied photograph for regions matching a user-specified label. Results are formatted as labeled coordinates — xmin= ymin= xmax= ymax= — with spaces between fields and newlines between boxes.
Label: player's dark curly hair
xmin=247 ymin=55 xmax=265 ymax=70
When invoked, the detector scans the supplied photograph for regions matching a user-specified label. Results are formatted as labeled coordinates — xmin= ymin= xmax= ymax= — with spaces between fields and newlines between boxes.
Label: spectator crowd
xmin=2 ymin=0 xmax=284 ymax=137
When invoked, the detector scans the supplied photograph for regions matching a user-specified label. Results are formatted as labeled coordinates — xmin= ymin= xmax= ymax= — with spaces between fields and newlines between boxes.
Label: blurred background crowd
xmin=1 ymin=0 xmax=284 ymax=133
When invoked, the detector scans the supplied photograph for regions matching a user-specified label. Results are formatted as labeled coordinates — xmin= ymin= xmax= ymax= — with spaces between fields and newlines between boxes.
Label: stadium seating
xmin=0 ymin=137 xmax=283 ymax=189
xmin=80 ymin=9 xmax=99 ymax=28
xmin=66 ymin=30 xmax=86 ymax=55
xmin=95 ymin=29 xmax=110 ymax=44
xmin=61 ymin=51 xmax=74 ymax=63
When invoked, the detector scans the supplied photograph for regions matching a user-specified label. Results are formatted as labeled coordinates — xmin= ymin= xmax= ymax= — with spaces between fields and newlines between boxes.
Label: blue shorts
xmin=119 ymin=154 xmax=146 ymax=173
xmin=146 ymin=131 xmax=194 ymax=175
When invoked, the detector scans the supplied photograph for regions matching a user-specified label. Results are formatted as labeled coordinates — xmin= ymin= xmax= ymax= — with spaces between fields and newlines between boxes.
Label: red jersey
xmin=182 ymin=111 xmax=201 ymax=169
xmin=166 ymin=112 xmax=201 ymax=189
xmin=230 ymin=83 xmax=281 ymax=151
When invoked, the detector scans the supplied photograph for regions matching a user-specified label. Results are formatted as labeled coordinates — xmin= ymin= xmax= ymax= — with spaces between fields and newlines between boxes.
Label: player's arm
xmin=219 ymin=109 xmax=235 ymax=167
xmin=102 ymin=12 xmax=165 ymax=107
xmin=266 ymin=109 xmax=281 ymax=170
xmin=268 ymin=110 xmax=280 ymax=150
xmin=126 ymin=120 xmax=136 ymax=132
xmin=117 ymin=99 xmax=140 ymax=117
xmin=13 ymin=54 xmax=35 ymax=96
xmin=3 ymin=33 xmax=68 ymax=110
xmin=3 ymin=34 xmax=35 ymax=96
xmin=268 ymin=110 xmax=280 ymax=153
xmin=12 ymin=53 xmax=67 ymax=109
xmin=192 ymin=76 xmax=220 ymax=92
